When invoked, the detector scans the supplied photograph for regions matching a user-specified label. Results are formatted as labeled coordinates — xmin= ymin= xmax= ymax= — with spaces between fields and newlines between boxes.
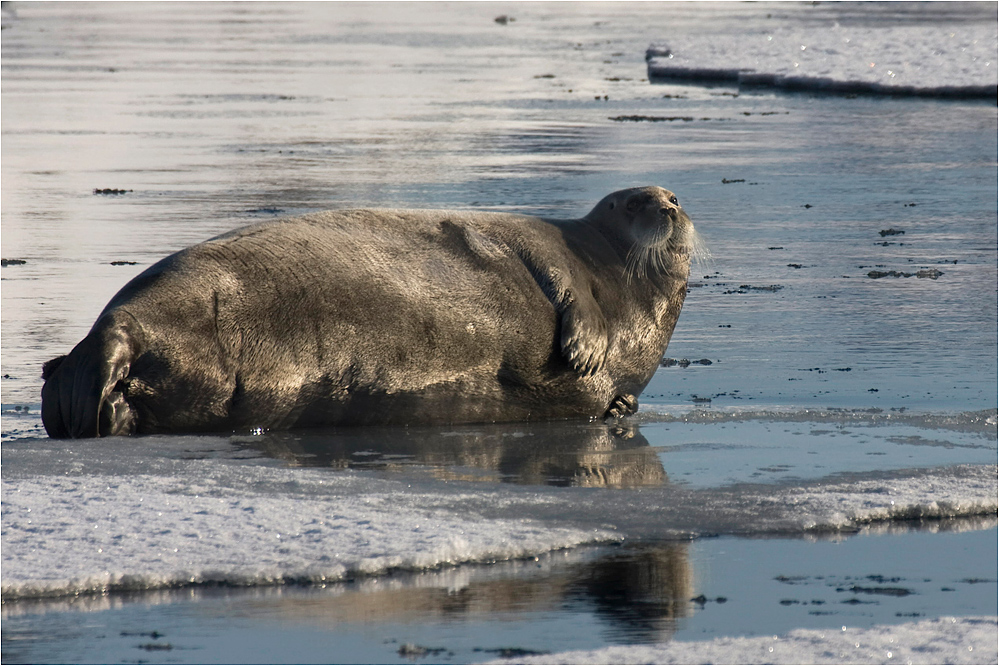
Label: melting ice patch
xmin=2 ymin=452 xmax=995 ymax=600
xmin=734 ymin=464 xmax=998 ymax=530
xmin=573 ymin=464 xmax=999 ymax=539
xmin=0 ymin=467 xmax=615 ymax=600
xmin=494 ymin=616 xmax=999 ymax=665
xmin=647 ymin=18 xmax=998 ymax=98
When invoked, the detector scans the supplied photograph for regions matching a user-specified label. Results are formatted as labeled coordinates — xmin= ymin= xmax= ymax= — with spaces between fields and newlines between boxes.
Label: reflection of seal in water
xmin=41 ymin=186 xmax=697 ymax=438
xmin=247 ymin=422 xmax=667 ymax=488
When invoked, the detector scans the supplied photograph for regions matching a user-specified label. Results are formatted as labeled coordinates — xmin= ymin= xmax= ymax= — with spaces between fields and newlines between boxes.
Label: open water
xmin=2 ymin=2 xmax=996 ymax=664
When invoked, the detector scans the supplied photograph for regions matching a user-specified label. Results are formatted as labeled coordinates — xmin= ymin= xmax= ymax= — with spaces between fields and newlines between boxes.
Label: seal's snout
xmin=608 ymin=185 xmax=700 ymax=281
xmin=588 ymin=185 xmax=700 ymax=280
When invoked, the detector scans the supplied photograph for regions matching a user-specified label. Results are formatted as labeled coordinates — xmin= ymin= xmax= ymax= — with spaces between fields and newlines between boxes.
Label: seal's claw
xmin=560 ymin=305 xmax=608 ymax=377
xmin=563 ymin=335 xmax=606 ymax=376
xmin=604 ymin=393 xmax=638 ymax=418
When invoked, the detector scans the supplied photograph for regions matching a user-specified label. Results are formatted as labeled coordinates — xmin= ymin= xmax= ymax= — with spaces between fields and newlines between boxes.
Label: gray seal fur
xmin=41 ymin=186 xmax=696 ymax=437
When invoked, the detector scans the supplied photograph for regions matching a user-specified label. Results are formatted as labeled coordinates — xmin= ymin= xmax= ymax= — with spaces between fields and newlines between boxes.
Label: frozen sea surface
xmin=1 ymin=2 xmax=996 ymax=663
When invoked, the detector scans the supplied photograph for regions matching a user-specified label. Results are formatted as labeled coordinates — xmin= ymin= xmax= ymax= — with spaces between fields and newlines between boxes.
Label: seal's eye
xmin=669 ymin=195 xmax=679 ymax=206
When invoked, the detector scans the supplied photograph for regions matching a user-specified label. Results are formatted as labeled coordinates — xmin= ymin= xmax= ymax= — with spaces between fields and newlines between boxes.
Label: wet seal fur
xmin=41 ymin=186 xmax=697 ymax=438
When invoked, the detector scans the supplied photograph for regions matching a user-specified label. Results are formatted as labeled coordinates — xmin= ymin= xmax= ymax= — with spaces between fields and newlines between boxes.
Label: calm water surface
xmin=1 ymin=3 xmax=996 ymax=664
xmin=3 ymin=2 xmax=996 ymax=414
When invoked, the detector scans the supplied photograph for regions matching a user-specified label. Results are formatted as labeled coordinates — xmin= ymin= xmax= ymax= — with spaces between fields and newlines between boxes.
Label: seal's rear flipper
xmin=41 ymin=312 xmax=143 ymax=438
xmin=99 ymin=389 xmax=138 ymax=437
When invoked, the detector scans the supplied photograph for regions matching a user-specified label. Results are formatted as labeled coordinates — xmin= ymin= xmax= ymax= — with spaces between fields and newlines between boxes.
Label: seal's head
xmin=586 ymin=186 xmax=703 ymax=280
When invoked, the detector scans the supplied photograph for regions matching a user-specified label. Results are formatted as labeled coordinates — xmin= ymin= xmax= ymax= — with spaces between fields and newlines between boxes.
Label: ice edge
xmin=647 ymin=58 xmax=999 ymax=100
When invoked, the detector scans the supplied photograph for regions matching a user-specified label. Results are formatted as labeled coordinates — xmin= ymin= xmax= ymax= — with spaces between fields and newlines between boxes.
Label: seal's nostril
xmin=660 ymin=208 xmax=669 ymax=215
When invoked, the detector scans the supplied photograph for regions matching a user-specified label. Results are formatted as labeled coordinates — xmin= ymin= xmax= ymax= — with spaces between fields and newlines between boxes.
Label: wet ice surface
xmin=2 ymin=421 xmax=996 ymax=600
xmin=2 ymin=418 xmax=996 ymax=663
xmin=1 ymin=2 xmax=997 ymax=664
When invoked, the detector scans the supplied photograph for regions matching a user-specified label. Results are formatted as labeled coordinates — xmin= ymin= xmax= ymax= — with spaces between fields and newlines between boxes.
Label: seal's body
xmin=41 ymin=187 xmax=696 ymax=438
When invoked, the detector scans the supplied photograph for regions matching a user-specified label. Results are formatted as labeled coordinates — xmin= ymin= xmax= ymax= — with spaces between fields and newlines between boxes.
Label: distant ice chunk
xmin=647 ymin=17 xmax=998 ymax=98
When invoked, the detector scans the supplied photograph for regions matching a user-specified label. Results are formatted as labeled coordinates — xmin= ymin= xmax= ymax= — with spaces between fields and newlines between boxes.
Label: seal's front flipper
xmin=560 ymin=299 xmax=608 ymax=377
xmin=604 ymin=393 xmax=637 ymax=418
xmin=510 ymin=243 xmax=609 ymax=378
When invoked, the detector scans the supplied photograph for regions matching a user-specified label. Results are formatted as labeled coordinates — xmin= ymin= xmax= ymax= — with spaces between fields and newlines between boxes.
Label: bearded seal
xmin=41 ymin=186 xmax=697 ymax=438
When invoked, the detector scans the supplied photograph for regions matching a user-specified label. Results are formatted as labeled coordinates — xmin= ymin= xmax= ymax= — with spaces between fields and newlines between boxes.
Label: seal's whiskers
xmin=626 ymin=223 xmax=705 ymax=283
xmin=687 ymin=227 xmax=712 ymax=268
